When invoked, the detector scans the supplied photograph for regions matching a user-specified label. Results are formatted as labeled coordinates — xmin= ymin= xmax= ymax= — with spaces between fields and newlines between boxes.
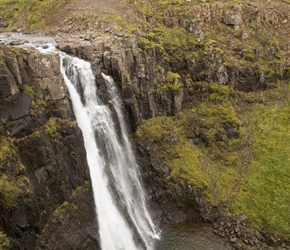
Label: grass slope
xmin=137 ymin=84 xmax=290 ymax=238
xmin=234 ymin=102 xmax=290 ymax=237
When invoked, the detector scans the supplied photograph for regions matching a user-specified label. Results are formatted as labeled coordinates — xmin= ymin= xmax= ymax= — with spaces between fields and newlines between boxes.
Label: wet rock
xmin=9 ymin=40 xmax=24 ymax=46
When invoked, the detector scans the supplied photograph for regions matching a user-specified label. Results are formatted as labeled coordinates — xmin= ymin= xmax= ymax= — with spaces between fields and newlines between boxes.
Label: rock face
xmin=222 ymin=4 xmax=243 ymax=30
xmin=0 ymin=44 xmax=98 ymax=249
xmin=56 ymin=34 xmax=185 ymax=130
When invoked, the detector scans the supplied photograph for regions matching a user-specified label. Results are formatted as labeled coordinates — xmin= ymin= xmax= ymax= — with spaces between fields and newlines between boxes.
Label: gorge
xmin=1 ymin=0 xmax=290 ymax=249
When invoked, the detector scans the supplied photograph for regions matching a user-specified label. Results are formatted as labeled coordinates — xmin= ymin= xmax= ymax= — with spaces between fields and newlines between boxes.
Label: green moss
xmin=0 ymin=231 xmax=10 ymax=249
xmin=0 ymin=175 xmax=21 ymax=209
xmin=0 ymin=136 xmax=28 ymax=209
xmin=160 ymin=71 xmax=183 ymax=90
xmin=0 ymin=136 xmax=11 ymax=163
xmin=128 ymin=21 xmax=138 ymax=33
xmin=198 ymin=101 xmax=241 ymax=128
xmin=241 ymin=49 xmax=255 ymax=62
xmin=206 ymin=39 xmax=217 ymax=46
xmin=40 ymin=182 xmax=90 ymax=240
xmin=157 ymin=0 xmax=185 ymax=6
xmin=214 ymin=48 xmax=224 ymax=55
xmin=136 ymin=116 xmax=173 ymax=144
xmin=197 ymin=84 xmax=240 ymax=129
xmin=163 ymin=27 xmax=188 ymax=51
xmin=16 ymin=175 xmax=30 ymax=193
xmin=61 ymin=201 xmax=68 ymax=207
xmin=162 ymin=82 xmax=183 ymax=91
xmin=23 ymin=85 xmax=35 ymax=99
xmin=44 ymin=117 xmax=65 ymax=137
xmin=136 ymin=3 xmax=154 ymax=16
xmin=164 ymin=139 xmax=209 ymax=189
xmin=233 ymin=102 xmax=290 ymax=238
xmin=139 ymin=37 xmax=161 ymax=50
xmin=165 ymin=71 xmax=180 ymax=84
xmin=156 ymin=65 xmax=163 ymax=72
xmin=209 ymin=82 xmax=230 ymax=96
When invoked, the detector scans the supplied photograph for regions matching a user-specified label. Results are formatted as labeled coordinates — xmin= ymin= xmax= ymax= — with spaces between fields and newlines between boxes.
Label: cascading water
xmin=59 ymin=53 xmax=159 ymax=250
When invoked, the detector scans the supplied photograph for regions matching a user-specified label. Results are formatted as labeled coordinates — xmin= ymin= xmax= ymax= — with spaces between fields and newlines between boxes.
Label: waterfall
xmin=59 ymin=54 xmax=159 ymax=250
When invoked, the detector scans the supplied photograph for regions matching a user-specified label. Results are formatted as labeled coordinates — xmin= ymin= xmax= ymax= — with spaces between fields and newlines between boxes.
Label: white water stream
xmin=59 ymin=54 xmax=159 ymax=250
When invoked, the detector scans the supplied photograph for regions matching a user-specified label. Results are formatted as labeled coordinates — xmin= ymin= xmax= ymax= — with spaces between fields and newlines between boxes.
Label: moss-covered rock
xmin=136 ymin=81 xmax=290 ymax=248
xmin=37 ymin=182 xmax=100 ymax=249
xmin=0 ymin=44 xmax=91 ymax=249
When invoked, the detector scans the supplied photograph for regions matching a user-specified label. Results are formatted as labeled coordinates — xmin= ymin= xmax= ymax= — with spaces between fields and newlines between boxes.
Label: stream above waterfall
xmin=0 ymin=32 xmax=55 ymax=46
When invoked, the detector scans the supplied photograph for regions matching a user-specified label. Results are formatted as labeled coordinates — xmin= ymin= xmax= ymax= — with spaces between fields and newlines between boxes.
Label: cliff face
xmin=0 ymin=0 xmax=290 ymax=249
xmin=0 ymin=44 xmax=99 ymax=249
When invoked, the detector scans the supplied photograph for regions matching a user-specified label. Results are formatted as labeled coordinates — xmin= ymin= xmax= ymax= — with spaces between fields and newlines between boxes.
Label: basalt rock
xmin=0 ymin=44 xmax=95 ymax=249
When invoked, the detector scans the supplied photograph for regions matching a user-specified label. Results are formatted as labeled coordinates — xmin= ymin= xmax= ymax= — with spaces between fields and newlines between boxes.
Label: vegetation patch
xmin=139 ymin=37 xmax=161 ymax=50
xmin=161 ymin=71 xmax=183 ymax=90
xmin=44 ymin=117 xmax=65 ymax=137
xmin=233 ymin=102 xmax=290 ymax=238
xmin=137 ymin=116 xmax=210 ymax=193
xmin=0 ymin=136 xmax=12 ymax=163
xmin=0 ymin=231 xmax=10 ymax=249
xmin=39 ymin=182 xmax=91 ymax=245
xmin=165 ymin=71 xmax=180 ymax=84
xmin=0 ymin=136 xmax=30 ymax=210
xmin=162 ymin=82 xmax=183 ymax=91
xmin=0 ymin=175 xmax=21 ymax=209
xmin=23 ymin=85 xmax=36 ymax=99
xmin=0 ymin=0 xmax=70 ymax=30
